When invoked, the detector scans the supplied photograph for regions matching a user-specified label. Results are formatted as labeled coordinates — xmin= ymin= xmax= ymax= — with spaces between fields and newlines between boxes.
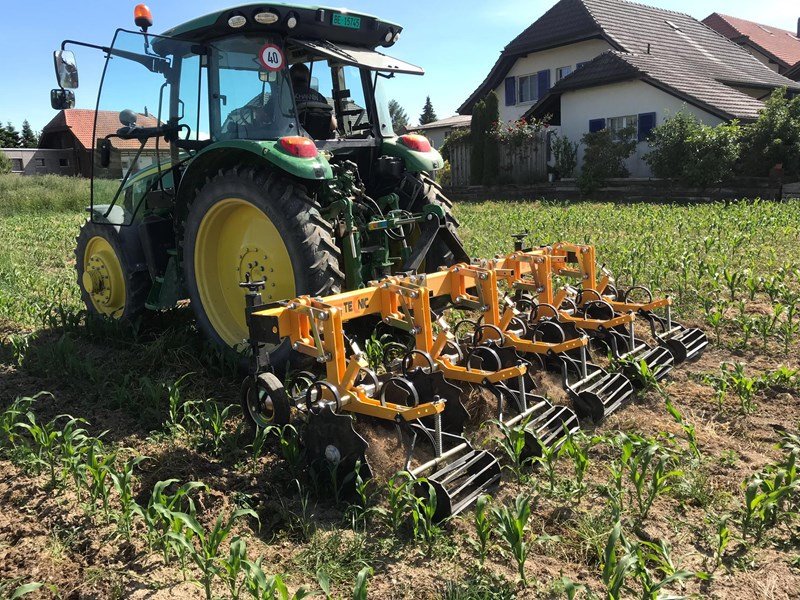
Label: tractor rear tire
xmin=74 ymin=219 xmax=150 ymax=320
xmin=182 ymin=167 xmax=344 ymax=355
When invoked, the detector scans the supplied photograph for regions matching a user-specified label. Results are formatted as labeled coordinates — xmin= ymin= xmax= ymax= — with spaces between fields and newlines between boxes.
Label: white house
xmin=459 ymin=0 xmax=800 ymax=177
xmin=406 ymin=115 xmax=471 ymax=149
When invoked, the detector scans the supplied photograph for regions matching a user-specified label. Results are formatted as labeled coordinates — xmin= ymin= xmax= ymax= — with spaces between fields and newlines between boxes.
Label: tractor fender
xmin=90 ymin=205 xmax=149 ymax=274
xmin=381 ymin=137 xmax=444 ymax=173
xmin=175 ymin=141 xmax=333 ymax=223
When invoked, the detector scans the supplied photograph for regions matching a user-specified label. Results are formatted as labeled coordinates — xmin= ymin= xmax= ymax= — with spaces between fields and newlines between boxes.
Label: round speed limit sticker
xmin=258 ymin=44 xmax=285 ymax=71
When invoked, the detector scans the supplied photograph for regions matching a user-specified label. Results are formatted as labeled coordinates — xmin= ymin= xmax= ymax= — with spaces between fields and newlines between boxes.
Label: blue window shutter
xmin=638 ymin=112 xmax=656 ymax=141
xmin=589 ymin=118 xmax=605 ymax=133
xmin=537 ymin=69 xmax=551 ymax=100
xmin=504 ymin=77 xmax=516 ymax=106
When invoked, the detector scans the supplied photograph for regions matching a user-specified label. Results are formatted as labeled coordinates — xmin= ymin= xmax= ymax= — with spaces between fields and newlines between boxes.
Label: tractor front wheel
xmin=74 ymin=220 xmax=149 ymax=319
xmin=182 ymin=167 xmax=343 ymax=355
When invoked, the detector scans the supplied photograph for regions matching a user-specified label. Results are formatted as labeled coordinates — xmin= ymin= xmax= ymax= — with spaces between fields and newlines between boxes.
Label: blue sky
xmin=1 ymin=0 xmax=798 ymax=132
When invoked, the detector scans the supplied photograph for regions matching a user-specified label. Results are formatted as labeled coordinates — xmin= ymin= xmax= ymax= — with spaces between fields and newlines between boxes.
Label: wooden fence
xmin=448 ymin=132 xmax=549 ymax=186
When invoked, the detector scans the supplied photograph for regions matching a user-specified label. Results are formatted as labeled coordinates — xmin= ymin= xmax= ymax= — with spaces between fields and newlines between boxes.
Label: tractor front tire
xmin=75 ymin=219 xmax=150 ymax=320
xmin=182 ymin=167 xmax=343 ymax=355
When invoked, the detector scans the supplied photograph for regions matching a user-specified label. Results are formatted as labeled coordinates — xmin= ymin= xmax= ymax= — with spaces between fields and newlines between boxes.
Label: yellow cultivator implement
xmin=238 ymin=234 xmax=706 ymax=519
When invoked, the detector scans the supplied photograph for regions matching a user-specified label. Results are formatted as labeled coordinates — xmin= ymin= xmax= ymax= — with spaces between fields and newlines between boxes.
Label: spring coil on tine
xmin=305 ymin=380 xmax=342 ymax=413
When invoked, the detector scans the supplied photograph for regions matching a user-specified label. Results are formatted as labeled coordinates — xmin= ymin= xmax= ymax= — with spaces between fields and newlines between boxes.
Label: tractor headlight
xmin=228 ymin=14 xmax=247 ymax=28
xmin=286 ymin=14 xmax=298 ymax=29
xmin=384 ymin=30 xmax=394 ymax=43
xmin=393 ymin=32 xmax=401 ymax=43
xmin=255 ymin=11 xmax=279 ymax=24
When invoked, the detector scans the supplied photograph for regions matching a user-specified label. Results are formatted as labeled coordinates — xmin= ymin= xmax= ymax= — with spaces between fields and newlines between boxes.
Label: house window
xmin=59 ymin=158 xmax=69 ymax=167
xmin=608 ymin=114 xmax=639 ymax=139
xmin=518 ymin=75 xmax=538 ymax=104
xmin=556 ymin=66 xmax=572 ymax=81
xmin=11 ymin=158 xmax=23 ymax=172
xmin=35 ymin=158 xmax=45 ymax=167
xmin=576 ymin=61 xmax=588 ymax=70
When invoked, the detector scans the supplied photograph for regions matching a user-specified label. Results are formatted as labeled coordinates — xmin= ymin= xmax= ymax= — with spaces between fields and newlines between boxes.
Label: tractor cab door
xmin=90 ymin=30 xmax=199 ymax=226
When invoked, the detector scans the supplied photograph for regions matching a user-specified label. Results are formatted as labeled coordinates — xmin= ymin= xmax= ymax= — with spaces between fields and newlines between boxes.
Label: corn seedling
xmin=491 ymin=493 xmax=532 ymax=586
xmin=0 ymin=395 xmax=37 ymax=453
xmin=221 ymin=536 xmax=248 ymax=599
xmin=84 ymin=439 xmax=116 ymax=520
xmin=278 ymin=424 xmax=304 ymax=476
xmin=663 ymin=396 xmax=700 ymax=460
xmin=16 ymin=413 xmax=62 ymax=487
xmin=248 ymin=426 xmax=271 ymax=476
xmin=384 ymin=472 xmax=412 ymax=535
xmin=345 ymin=460 xmax=384 ymax=531
xmin=409 ymin=480 xmax=441 ymax=556
xmin=472 ymin=494 xmax=492 ymax=565
xmin=533 ymin=435 xmax=562 ymax=495
xmin=559 ymin=429 xmax=591 ymax=502
xmin=242 ymin=558 xmax=305 ymax=600
xmin=351 ymin=566 xmax=373 ymax=600
xmin=491 ymin=417 xmax=534 ymax=481
xmin=623 ymin=437 xmax=681 ymax=525
xmin=169 ymin=507 xmax=258 ymax=600
xmin=741 ymin=449 xmax=798 ymax=544
xmin=712 ymin=516 xmax=730 ymax=570
xmin=630 ymin=537 xmax=699 ymax=599
xmin=58 ymin=417 xmax=91 ymax=501
xmin=600 ymin=521 xmax=636 ymax=600
xmin=109 ymin=455 xmax=148 ymax=540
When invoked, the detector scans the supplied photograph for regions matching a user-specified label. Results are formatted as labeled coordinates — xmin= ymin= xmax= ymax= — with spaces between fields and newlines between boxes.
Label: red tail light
xmin=398 ymin=134 xmax=432 ymax=153
xmin=279 ymin=136 xmax=318 ymax=158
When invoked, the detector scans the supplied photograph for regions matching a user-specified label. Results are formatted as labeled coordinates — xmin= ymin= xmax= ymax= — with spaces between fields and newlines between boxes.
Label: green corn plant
xmin=242 ymin=558 xmax=309 ymax=599
xmin=109 ymin=455 xmax=148 ymax=540
xmin=165 ymin=372 xmax=193 ymax=434
xmin=220 ymin=536 xmax=248 ymax=599
xmin=278 ymin=424 xmax=304 ymax=476
xmin=558 ymin=429 xmax=590 ymax=502
xmin=491 ymin=493 xmax=532 ymax=586
xmin=722 ymin=268 xmax=743 ymax=301
xmin=490 ymin=417 xmax=534 ymax=481
xmin=16 ymin=413 xmax=62 ymax=487
xmin=84 ymin=440 xmax=116 ymax=520
xmin=734 ymin=312 xmax=756 ymax=349
xmin=345 ymin=460 xmax=384 ymax=531
xmin=706 ymin=302 xmax=727 ymax=346
xmin=351 ymin=566 xmax=373 ymax=600
xmin=169 ymin=508 xmax=259 ymax=600
xmin=740 ymin=450 xmax=799 ymax=544
xmin=0 ymin=395 xmax=36 ymax=453
xmin=713 ymin=516 xmax=730 ymax=570
xmin=624 ymin=438 xmax=681 ymax=524
xmin=631 ymin=537 xmax=698 ymax=599
xmin=472 ymin=494 xmax=492 ymax=565
xmin=196 ymin=400 xmax=236 ymax=454
xmin=663 ymin=396 xmax=700 ymax=460
xmin=249 ymin=426 xmax=271 ymax=476
xmin=409 ymin=480 xmax=440 ymax=556
xmin=384 ymin=472 xmax=412 ymax=535
xmin=533 ymin=437 xmax=561 ymax=495
xmin=600 ymin=521 xmax=636 ymax=600
xmin=58 ymin=417 xmax=91 ymax=501
xmin=723 ymin=362 xmax=760 ymax=414
xmin=136 ymin=478 xmax=207 ymax=561
xmin=556 ymin=576 xmax=587 ymax=600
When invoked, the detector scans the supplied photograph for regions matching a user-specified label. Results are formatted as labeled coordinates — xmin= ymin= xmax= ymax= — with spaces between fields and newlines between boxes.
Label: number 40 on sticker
xmin=258 ymin=44 xmax=285 ymax=71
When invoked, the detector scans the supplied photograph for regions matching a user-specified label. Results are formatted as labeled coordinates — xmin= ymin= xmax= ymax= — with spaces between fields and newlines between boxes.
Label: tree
xmin=578 ymin=127 xmax=637 ymax=195
xmin=20 ymin=120 xmax=39 ymax=148
xmin=0 ymin=122 xmax=21 ymax=148
xmin=419 ymin=96 xmax=438 ymax=125
xmin=481 ymin=92 xmax=500 ymax=185
xmin=469 ymin=100 xmax=486 ymax=185
xmin=388 ymin=99 xmax=409 ymax=134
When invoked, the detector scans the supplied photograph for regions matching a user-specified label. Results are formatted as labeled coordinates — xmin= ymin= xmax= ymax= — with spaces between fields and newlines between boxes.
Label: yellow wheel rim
xmin=82 ymin=236 xmax=126 ymax=317
xmin=195 ymin=198 xmax=295 ymax=347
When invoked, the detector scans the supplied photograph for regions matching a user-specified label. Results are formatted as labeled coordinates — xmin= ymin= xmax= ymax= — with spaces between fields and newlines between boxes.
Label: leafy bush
xmin=552 ymin=133 xmax=578 ymax=178
xmin=0 ymin=152 xmax=11 ymax=174
xmin=439 ymin=128 xmax=469 ymax=162
xmin=469 ymin=100 xmax=486 ymax=185
xmin=739 ymin=88 xmax=800 ymax=177
xmin=578 ymin=127 xmax=637 ymax=194
xmin=644 ymin=112 xmax=742 ymax=187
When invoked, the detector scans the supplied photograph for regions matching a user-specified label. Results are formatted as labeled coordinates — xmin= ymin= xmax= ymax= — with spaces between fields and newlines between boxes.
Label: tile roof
xmin=41 ymin=109 xmax=161 ymax=151
xmin=703 ymin=13 xmax=800 ymax=70
xmin=461 ymin=0 xmax=800 ymax=121
xmin=407 ymin=115 xmax=472 ymax=131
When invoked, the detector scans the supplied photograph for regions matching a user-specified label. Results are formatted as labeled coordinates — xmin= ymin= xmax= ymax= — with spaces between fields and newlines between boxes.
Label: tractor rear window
xmin=210 ymin=36 xmax=298 ymax=141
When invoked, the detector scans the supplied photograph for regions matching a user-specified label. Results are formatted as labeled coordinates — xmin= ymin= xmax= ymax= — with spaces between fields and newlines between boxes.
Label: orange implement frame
xmin=549 ymin=242 xmax=671 ymax=313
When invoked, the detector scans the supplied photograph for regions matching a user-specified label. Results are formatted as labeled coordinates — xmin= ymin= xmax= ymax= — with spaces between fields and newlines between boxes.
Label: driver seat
xmin=298 ymin=104 xmax=334 ymax=140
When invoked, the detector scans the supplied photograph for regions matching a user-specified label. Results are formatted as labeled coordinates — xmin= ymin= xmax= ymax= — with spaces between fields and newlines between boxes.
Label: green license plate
xmin=332 ymin=13 xmax=361 ymax=29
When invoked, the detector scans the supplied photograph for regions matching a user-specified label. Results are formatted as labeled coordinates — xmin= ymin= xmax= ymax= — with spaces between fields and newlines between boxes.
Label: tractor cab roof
xmin=160 ymin=4 xmax=403 ymax=50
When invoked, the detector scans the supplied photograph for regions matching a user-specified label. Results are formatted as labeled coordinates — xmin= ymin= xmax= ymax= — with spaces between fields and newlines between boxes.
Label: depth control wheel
xmin=241 ymin=372 xmax=292 ymax=429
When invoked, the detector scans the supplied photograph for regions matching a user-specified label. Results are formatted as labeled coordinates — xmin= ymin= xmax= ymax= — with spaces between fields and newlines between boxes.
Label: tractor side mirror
xmin=53 ymin=50 xmax=79 ymax=89
xmin=98 ymin=139 xmax=113 ymax=168
xmin=50 ymin=88 xmax=75 ymax=110
xmin=119 ymin=109 xmax=138 ymax=127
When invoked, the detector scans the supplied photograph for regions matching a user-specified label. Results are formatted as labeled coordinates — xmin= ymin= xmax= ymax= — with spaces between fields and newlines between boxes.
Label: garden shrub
xmin=644 ymin=112 xmax=742 ymax=187
xmin=470 ymin=100 xmax=486 ymax=185
xmin=552 ymin=133 xmax=578 ymax=178
xmin=578 ymin=127 xmax=637 ymax=194
xmin=0 ymin=152 xmax=11 ymax=175
xmin=739 ymin=88 xmax=800 ymax=177
xmin=482 ymin=92 xmax=500 ymax=186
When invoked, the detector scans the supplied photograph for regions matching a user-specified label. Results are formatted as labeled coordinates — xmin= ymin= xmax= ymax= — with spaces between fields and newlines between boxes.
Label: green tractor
xmin=52 ymin=3 xmax=466 ymax=365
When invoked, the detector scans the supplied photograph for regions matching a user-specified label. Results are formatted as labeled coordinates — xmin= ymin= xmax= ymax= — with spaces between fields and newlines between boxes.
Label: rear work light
xmin=279 ymin=136 xmax=318 ymax=158
xmin=398 ymin=134 xmax=432 ymax=153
